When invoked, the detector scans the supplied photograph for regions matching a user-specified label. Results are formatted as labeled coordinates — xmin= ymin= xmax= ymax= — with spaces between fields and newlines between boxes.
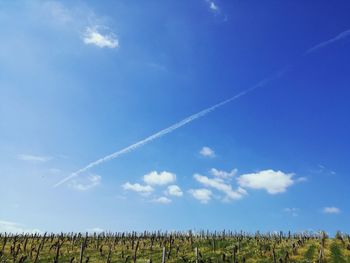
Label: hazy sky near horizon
xmin=1 ymin=0 xmax=350 ymax=234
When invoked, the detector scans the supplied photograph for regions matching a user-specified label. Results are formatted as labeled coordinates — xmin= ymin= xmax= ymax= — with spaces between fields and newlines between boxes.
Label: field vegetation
xmin=1 ymin=231 xmax=350 ymax=262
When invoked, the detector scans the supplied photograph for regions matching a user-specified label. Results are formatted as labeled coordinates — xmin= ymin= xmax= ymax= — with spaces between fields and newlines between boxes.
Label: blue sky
xmin=1 ymin=0 xmax=350 ymax=234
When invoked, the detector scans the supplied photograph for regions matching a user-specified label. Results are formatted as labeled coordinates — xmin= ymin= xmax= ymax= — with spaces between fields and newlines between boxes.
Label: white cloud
xmin=70 ymin=174 xmax=101 ymax=191
xmin=210 ymin=168 xmax=237 ymax=179
xmin=0 ymin=220 xmax=41 ymax=234
xmin=194 ymin=174 xmax=246 ymax=201
xmin=205 ymin=0 xmax=219 ymax=12
xmin=237 ymin=169 xmax=294 ymax=194
xmin=189 ymin=188 xmax=212 ymax=203
xmin=323 ymin=207 xmax=340 ymax=214
xmin=17 ymin=154 xmax=52 ymax=162
xmin=166 ymin=185 xmax=183 ymax=197
xmin=122 ymin=182 xmax=153 ymax=194
xmin=152 ymin=196 xmax=172 ymax=204
xmin=284 ymin=208 xmax=299 ymax=217
xmin=41 ymin=2 xmax=118 ymax=49
xmin=83 ymin=26 xmax=118 ymax=48
xmin=143 ymin=171 xmax=176 ymax=186
xmin=210 ymin=2 xmax=219 ymax=11
xmin=199 ymin=146 xmax=215 ymax=158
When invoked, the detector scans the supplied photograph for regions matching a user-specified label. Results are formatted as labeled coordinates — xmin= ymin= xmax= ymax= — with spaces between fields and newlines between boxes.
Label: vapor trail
xmin=54 ymin=70 xmax=286 ymax=188
xmin=305 ymin=29 xmax=350 ymax=54
xmin=54 ymin=29 xmax=349 ymax=188
xmin=53 ymin=90 xmax=249 ymax=187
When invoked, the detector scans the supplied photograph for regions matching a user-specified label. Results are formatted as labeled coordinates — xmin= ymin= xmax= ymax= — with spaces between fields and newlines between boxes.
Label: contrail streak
xmin=305 ymin=29 xmax=350 ymax=54
xmin=54 ymin=69 xmax=286 ymax=188
xmin=54 ymin=28 xmax=349 ymax=188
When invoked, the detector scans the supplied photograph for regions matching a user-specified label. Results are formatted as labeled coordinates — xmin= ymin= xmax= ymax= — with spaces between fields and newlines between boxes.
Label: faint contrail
xmin=305 ymin=29 xmax=350 ymax=54
xmin=55 ymin=29 xmax=349 ymax=188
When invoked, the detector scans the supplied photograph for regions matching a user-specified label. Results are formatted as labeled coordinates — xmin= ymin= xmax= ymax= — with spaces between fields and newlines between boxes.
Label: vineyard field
xmin=1 ymin=231 xmax=350 ymax=262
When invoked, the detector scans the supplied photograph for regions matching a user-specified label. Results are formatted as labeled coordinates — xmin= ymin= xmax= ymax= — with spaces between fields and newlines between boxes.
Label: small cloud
xmin=143 ymin=171 xmax=176 ymax=186
xmin=194 ymin=174 xmax=246 ymax=201
xmin=166 ymin=185 xmax=183 ymax=197
xmin=122 ymin=182 xmax=154 ymax=194
xmin=296 ymin=177 xmax=307 ymax=183
xmin=210 ymin=168 xmax=237 ymax=179
xmin=0 ymin=220 xmax=41 ymax=234
xmin=83 ymin=26 xmax=119 ymax=48
xmin=87 ymin=227 xmax=104 ymax=233
xmin=152 ymin=196 xmax=172 ymax=204
xmin=205 ymin=0 xmax=219 ymax=13
xmin=310 ymin=164 xmax=336 ymax=176
xmin=284 ymin=208 xmax=299 ymax=217
xmin=210 ymin=2 xmax=219 ymax=11
xmin=237 ymin=169 xmax=294 ymax=194
xmin=17 ymin=154 xmax=52 ymax=162
xmin=323 ymin=207 xmax=341 ymax=214
xmin=70 ymin=174 xmax=101 ymax=191
xmin=189 ymin=188 xmax=212 ymax=204
xmin=199 ymin=146 xmax=215 ymax=158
